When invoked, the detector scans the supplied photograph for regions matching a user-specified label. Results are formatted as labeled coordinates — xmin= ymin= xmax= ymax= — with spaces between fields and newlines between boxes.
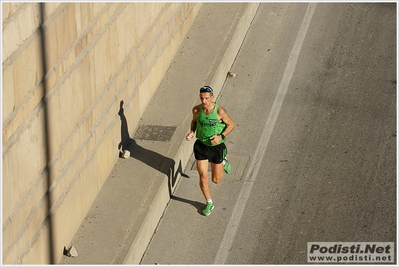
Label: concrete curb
xmin=210 ymin=3 xmax=261 ymax=97
xmin=122 ymin=3 xmax=260 ymax=264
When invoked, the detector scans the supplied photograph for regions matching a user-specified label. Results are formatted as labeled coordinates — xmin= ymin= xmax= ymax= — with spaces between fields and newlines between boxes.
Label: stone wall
xmin=2 ymin=2 xmax=201 ymax=264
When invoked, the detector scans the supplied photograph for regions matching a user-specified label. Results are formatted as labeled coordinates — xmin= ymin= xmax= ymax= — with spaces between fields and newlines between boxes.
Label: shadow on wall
xmin=117 ymin=100 xmax=188 ymax=197
xmin=39 ymin=3 xmax=55 ymax=264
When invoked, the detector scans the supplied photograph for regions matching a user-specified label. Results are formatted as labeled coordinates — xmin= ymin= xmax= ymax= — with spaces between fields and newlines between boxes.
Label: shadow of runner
xmin=117 ymin=100 xmax=189 ymax=198
xmin=171 ymin=195 xmax=204 ymax=215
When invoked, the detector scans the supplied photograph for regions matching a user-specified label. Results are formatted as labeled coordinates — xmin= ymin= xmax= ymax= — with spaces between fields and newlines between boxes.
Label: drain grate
xmin=134 ymin=125 xmax=177 ymax=142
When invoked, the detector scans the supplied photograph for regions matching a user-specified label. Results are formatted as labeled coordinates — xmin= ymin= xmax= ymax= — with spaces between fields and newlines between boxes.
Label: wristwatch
xmin=220 ymin=133 xmax=225 ymax=139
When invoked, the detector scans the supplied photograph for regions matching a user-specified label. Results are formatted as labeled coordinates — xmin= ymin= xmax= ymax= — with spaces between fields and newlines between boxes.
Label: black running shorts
xmin=194 ymin=139 xmax=227 ymax=164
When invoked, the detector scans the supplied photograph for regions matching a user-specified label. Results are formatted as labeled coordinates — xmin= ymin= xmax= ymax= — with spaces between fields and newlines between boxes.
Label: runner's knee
xmin=199 ymin=174 xmax=208 ymax=185
xmin=212 ymin=174 xmax=223 ymax=184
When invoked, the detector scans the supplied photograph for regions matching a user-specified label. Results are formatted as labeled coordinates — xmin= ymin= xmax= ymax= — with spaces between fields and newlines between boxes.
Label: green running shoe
xmin=223 ymin=159 xmax=232 ymax=174
xmin=203 ymin=202 xmax=214 ymax=216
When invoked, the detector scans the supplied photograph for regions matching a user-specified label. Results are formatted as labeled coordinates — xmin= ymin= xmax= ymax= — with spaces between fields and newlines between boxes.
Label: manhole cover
xmin=134 ymin=125 xmax=176 ymax=141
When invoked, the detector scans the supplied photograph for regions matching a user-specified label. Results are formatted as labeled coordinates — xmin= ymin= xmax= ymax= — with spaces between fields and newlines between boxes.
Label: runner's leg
xmin=197 ymin=159 xmax=211 ymax=200
xmin=211 ymin=162 xmax=224 ymax=184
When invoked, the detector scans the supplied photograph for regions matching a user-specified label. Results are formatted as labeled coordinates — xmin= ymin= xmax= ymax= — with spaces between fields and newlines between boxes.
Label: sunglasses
xmin=200 ymin=86 xmax=213 ymax=93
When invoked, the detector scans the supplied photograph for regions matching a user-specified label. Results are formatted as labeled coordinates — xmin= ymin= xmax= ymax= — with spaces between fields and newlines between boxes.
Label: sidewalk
xmin=59 ymin=3 xmax=260 ymax=264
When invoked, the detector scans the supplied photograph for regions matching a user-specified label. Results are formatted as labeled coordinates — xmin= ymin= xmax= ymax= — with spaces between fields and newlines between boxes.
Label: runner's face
xmin=199 ymin=92 xmax=213 ymax=107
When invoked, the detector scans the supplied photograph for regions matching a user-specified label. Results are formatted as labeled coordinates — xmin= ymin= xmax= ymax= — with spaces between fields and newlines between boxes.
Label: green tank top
xmin=196 ymin=103 xmax=227 ymax=146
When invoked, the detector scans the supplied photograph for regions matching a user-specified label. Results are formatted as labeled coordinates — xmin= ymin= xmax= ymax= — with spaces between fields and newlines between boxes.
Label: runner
xmin=186 ymin=86 xmax=235 ymax=216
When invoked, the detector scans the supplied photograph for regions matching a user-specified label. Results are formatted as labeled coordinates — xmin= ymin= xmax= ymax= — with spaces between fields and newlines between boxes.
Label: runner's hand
xmin=210 ymin=135 xmax=222 ymax=145
xmin=186 ymin=132 xmax=194 ymax=141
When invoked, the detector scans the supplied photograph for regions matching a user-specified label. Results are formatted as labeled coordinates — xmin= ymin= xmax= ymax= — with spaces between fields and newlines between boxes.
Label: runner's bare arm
xmin=186 ymin=105 xmax=200 ymax=140
xmin=218 ymin=106 xmax=235 ymax=137
xmin=210 ymin=105 xmax=235 ymax=144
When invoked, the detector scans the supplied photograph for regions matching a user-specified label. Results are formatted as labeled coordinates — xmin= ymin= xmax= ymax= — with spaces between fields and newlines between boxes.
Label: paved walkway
xmin=59 ymin=3 xmax=260 ymax=264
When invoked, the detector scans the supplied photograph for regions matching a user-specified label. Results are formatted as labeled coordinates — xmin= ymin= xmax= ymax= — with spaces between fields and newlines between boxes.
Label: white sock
xmin=207 ymin=199 xmax=213 ymax=203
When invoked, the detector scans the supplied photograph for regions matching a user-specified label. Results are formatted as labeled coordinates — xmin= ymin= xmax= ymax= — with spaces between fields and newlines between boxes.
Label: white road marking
xmin=214 ymin=3 xmax=317 ymax=264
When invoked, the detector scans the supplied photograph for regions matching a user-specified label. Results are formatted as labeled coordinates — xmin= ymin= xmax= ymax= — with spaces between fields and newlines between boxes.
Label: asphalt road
xmin=140 ymin=3 xmax=396 ymax=264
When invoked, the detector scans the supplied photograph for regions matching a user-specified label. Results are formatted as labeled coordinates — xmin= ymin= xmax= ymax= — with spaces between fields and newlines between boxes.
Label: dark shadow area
xmin=171 ymin=195 xmax=204 ymax=215
xmin=118 ymin=100 xmax=189 ymax=197
xmin=39 ymin=3 xmax=55 ymax=264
